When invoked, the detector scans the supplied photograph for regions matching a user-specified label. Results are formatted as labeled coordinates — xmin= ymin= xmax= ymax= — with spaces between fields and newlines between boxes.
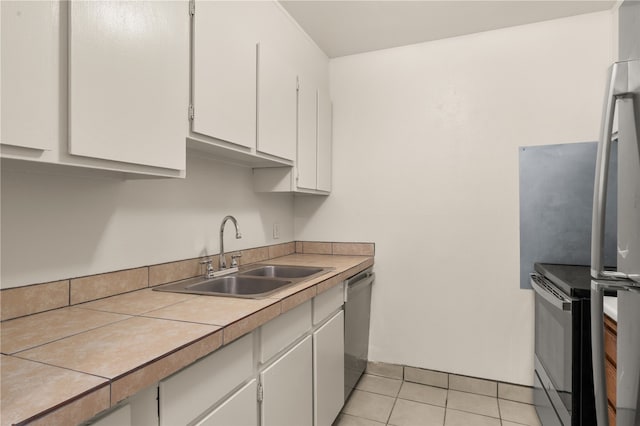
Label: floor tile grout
xmin=337 ymin=376 xmax=539 ymax=426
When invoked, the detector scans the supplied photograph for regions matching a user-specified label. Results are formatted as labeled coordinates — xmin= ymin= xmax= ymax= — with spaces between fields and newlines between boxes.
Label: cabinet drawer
xmin=313 ymin=282 xmax=344 ymax=325
xmin=159 ymin=333 xmax=254 ymax=426
xmin=261 ymin=300 xmax=311 ymax=363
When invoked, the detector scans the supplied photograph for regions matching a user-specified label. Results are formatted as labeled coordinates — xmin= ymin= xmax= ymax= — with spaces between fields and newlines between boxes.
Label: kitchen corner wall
xmin=1 ymin=154 xmax=294 ymax=289
xmin=295 ymin=11 xmax=615 ymax=386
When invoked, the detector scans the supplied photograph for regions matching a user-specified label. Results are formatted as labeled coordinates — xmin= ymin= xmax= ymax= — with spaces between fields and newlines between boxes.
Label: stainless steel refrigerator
xmin=591 ymin=2 xmax=640 ymax=426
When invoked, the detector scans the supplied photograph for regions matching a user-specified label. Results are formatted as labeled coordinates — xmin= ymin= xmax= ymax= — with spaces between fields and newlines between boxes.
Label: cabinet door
xmin=314 ymin=311 xmax=344 ymax=426
xmin=197 ymin=380 xmax=258 ymax=426
xmin=297 ymin=79 xmax=317 ymax=190
xmin=261 ymin=336 xmax=313 ymax=426
xmin=317 ymin=88 xmax=332 ymax=192
xmin=68 ymin=1 xmax=188 ymax=170
xmin=1 ymin=1 xmax=60 ymax=151
xmin=256 ymin=4 xmax=297 ymax=161
xmin=192 ymin=1 xmax=258 ymax=149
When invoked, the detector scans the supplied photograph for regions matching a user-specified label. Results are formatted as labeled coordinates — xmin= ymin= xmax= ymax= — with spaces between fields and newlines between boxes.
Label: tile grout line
xmin=341 ymin=376 xmax=538 ymax=426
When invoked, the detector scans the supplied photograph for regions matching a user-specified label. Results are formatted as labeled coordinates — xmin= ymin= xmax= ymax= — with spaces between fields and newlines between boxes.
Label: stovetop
xmin=534 ymin=263 xmax=594 ymax=298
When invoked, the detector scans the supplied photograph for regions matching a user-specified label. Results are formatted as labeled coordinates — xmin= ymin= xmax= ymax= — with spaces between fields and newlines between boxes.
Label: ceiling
xmin=280 ymin=1 xmax=616 ymax=58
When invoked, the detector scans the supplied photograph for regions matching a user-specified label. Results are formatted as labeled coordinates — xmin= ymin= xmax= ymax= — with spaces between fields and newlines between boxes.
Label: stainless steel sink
xmin=153 ymin=264 xmax=333 ymax=298
xmin=185 ymin=276 xmax=292 ymax=297
xmin=242 ymin=265 xmax=324 ymax=279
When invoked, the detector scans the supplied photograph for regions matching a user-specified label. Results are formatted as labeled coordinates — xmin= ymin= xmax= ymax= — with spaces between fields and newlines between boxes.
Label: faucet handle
xmin=199 ymin=258 xmax=212 ymax=265
xmin=230 ymin=253 xmax=242 ymax=267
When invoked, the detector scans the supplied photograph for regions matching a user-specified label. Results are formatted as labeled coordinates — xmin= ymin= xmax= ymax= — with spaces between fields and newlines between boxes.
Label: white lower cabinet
xmin=261 ymin=336 xmax=313 ymax=426
xmin=196 ymin=380 xmax=258 ymax=426
xmin=159 ymin=333 xmax=254 ymax=426
xmin=314 ymin=311 xmax=345 ymax=426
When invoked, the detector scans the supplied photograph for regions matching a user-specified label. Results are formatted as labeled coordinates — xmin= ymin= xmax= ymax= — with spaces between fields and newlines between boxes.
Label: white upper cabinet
xmin=68 ymin=1 xmax=188 ymax=171
xmin=188 ymin=0 xmax=298 ymax=167
xmin=297 ymin=78 xmax=318 ymax=191
xmin=252 ymin=29 xmax=331 ymax=195
xmin=1 ymin=1 xmax=187 ymax=178
xmin=317 ymin=88 xmax=333 ymax=192
xmin=1 ymin=1 xmax=59 ymax=151
xmin=256 ymin=2 xmax=299 ymax=162
xmin=192 ymin=1 xmax=258 ymax=150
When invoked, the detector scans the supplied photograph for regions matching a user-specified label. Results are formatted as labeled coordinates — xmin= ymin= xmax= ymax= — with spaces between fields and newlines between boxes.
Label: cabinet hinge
xmin=188 ymin=104 xmax=194 ymax=121
xmin=257 ymin=383 xmax=264 ymax=402
xmin=189 ymin=0 xmax=195 ymax=16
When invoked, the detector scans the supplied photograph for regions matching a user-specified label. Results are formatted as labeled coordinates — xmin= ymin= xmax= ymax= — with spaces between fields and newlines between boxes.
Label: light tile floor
xmin=334 ymin=374 xmax=542 ymax=426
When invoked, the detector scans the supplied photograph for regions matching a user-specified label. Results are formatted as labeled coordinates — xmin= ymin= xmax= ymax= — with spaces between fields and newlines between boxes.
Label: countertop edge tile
xmin=111 ymin=329 xmax=223 ymax=404
xmin=281 ymin=286 xmax=317 ymax=313
xmin=223 ymin=302 xmax=282 ymax=345
xmin=23 ymin=384 xmax=111 ymax=426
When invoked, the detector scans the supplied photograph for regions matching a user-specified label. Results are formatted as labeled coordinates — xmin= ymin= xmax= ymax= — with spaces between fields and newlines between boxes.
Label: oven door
xmin=531 ymin=273 xmax=577 ymax=426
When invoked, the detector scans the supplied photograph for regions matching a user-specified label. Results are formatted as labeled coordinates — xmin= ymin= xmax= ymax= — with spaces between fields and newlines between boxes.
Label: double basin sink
xmin=153 ymin=265 xmax=331 ymax=299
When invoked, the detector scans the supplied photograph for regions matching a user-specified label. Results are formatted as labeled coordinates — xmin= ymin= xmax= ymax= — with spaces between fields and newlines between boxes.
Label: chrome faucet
xmin=219 ymin=215 xmax=242 ymax=270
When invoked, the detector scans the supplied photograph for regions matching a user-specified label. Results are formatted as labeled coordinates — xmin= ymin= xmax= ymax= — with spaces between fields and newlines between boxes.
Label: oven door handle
xmin=530 ymin=274 xmax=574 ymax=311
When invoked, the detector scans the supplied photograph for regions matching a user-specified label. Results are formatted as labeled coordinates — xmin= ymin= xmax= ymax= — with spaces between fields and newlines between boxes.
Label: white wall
xmin=295 ymin=11 xmax=615 ymax=385
xmin=1 ymin=155 xmax=294 ymax=288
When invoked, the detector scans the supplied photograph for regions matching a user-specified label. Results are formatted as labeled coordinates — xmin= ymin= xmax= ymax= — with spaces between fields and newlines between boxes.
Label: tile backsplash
xmin=0 ymin=241 xmax=374 ymax=321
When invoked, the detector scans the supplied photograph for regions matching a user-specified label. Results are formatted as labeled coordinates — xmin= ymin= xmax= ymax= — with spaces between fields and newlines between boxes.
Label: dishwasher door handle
xmin=345 ymin=270 xmax=374 ymax=303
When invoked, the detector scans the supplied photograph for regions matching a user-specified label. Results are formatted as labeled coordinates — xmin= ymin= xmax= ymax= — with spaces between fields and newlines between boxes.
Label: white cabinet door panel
xmin=69 ymin=1 xmax=188 ymax=170
xmin=193 ymin=1 xmax=258 ymax=149
xmin=196 ymin=380 xmax=258 ymax=426
xmin=1 ymin=1 xmax=60 ymax=151
xmin=256 ymin=4 xmax=297 ymax=161
xmin=257 ymin=41 xmax=297 ymax=161
xmin=297 ymin=79 xmax=317 ymax=190
xmin=261 ymin=336 xmax=313 ymax=426
xmin=314 ymin=311 xmax=344 ymax=426
xmin=317 ymin=88 xmax=332 ymax=192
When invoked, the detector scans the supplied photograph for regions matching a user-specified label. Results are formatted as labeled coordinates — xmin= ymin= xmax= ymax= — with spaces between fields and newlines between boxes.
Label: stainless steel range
xmin=532 ymin=263 xmax=596 ymax=426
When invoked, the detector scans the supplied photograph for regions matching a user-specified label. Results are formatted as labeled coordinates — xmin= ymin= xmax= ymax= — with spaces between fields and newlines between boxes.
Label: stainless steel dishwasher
xmin=344 ymin=267 xmax=375 ymax=401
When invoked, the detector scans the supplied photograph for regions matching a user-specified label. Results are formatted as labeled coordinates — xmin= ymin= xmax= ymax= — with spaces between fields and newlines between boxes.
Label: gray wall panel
xmin=519 ymin=142 xmax=618 ymax=289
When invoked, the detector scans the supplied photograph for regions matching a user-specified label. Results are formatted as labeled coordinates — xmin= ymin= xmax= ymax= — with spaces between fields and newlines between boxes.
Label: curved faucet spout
xmin=220 ymin=215 xmax=241 ymax=269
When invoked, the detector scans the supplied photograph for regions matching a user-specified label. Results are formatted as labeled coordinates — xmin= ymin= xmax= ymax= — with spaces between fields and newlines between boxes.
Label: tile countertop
xmin=0 ymin=254 xmax=374 ymax=426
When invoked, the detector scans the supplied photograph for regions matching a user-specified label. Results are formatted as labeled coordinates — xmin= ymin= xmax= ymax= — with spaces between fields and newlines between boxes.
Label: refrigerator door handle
xmin=591 ymin=61 xmax=635 ymax=281
xmin=590 ymin=61 xmax=636 ymax=426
